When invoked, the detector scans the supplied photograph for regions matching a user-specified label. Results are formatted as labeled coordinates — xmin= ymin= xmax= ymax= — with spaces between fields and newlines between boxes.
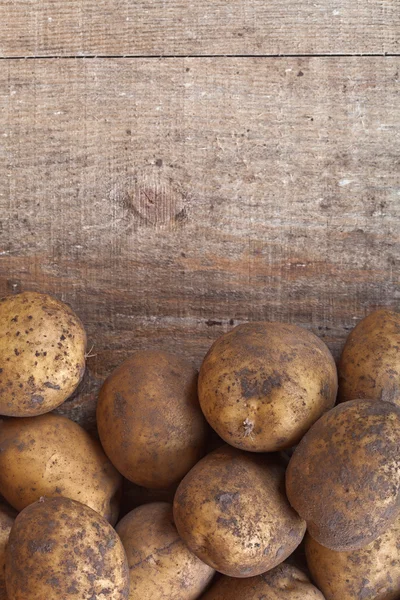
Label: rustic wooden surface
xmin=0 ymin=0 xmax=399 ymax=57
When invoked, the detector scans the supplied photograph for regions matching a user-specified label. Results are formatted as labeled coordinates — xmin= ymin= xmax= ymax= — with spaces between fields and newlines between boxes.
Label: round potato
xmin=201 ymin=562 xmax=324 ymax=600
xmin=116 ymin=502 xmax=214 ymax=599
xmin=338 ymin=309 xmax=400 ymax=406
xmin=198 ymin=322 xmax=337 ymax=452
xmin=305 ymin=512 xmax=400 ymax=600
xmin=173 ymin=445 xmax=306 ymax=577
xmin=0 ymin=291 xmax=86 ymax=416
xmin=0 ymin=413 xmax=121 ymax=524
xmin=5 ymin=497 xmax=129 ymax=600
xmin=97 ymin=351 xmax=209 ymax=488
xmin=286 ymin=399 xmax=400 ymax=551
xmin=0 ymin=503 xmax=16 ymax=600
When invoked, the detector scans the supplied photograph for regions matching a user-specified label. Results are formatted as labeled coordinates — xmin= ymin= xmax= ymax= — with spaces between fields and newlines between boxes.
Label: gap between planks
xmin=0 ymin=53 xmax=399 ymax=60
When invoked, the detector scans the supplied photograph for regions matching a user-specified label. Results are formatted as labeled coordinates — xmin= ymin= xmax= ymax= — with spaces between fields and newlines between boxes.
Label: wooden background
xmin=0 ymin=1 xmax=399 ymax=431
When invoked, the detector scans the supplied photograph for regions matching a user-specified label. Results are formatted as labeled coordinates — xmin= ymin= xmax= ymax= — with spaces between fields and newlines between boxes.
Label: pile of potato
xmin=0 ymin=291 xmax=399 ymax=600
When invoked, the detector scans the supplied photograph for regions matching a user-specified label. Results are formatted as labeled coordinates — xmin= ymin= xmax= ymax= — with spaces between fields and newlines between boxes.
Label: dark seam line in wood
xmin=0 ymin=53 xmax=399 ymax=60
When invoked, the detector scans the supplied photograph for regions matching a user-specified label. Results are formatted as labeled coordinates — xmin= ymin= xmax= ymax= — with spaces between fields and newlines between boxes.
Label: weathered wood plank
xmin=0 ymin=1 xmax=398 ymax=57
xmin=0 ymin=58 xmax=399 ymax=426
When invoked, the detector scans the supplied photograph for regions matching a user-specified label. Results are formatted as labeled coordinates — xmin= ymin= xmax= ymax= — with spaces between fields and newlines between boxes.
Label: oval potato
xmin=116 ymin=502 xmax=214 ymax=599
xmin=0 ymin=291 xmax=86 ymax=416
xmin=97 ymin=351 xmax=209 ymax=488
xmin=5 ymin=497 xmax=129 ymax=600
xmin=201 ymin=562 xmax=324 ymax=599
xmin=0 ymin=503 xmax=16 ymax=600
xmin=198 ymin=322 xmax=337 ymax=452
xmin=0 ymin=413 xmax=121 ymax=524
xmin=286 ymin=399 xmax=400 ymax=551
xmin=173 ymin=445 xmax=306 ymax=577
xmin=338 ymin=309 xmax=400 ymax=406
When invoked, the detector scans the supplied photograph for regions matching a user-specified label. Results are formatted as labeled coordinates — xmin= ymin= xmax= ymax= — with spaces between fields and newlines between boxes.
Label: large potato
xmin=173 ymin=445 xmax=306 ymax=577
xmin=116 ymin=502 xmax=214 ymax=599
xmin=0 ymin=291 xmax=86 ymax=416
xmin=5 ymin=497 xmax=129 ymax=600
xmin=286 ymin=399 xmax=400 ymax=551
xmin=201 ymin=562 xmax=324 ymax=599
xmin=97 ymin=351 xmax=209 ymax=488
xmin=305 ymin=513 xmax=400 ymax=600
xmin=198 ymin=322 xmax=337 ymax=452
xmin=0 ymin=413 xmax=121 ymax=524
xmin=338 ymin=309 xmax=400 ymax=406
xmin=0 ymin=503 xmax=16 ymax=600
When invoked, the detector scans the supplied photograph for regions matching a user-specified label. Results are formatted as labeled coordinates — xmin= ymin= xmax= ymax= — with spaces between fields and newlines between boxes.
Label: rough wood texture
xmin=0 ymin=57 xmax=399 ymax=427
xmin=0 ymin=0 xmax=398 ymax=57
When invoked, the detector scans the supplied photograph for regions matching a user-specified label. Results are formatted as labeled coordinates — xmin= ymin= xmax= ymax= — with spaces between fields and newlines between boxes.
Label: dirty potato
xmin=97 ymin=351 xmax=209 ymax=488
xmin=286 ymin=399 xmax=400 ymax=551
xmin=116 ymin=502 xmax=214 ymax=599
xmin=0 ymin=413 xmax=121 ymax=524
xmin=338 ymin=309 xmax=400 ymax=406
xmin=305 ymin=512 xmax=400 ymax=600
xmin=5 ymin=497 xmax=129 ymax=600
xmin=201 ymin=562 xmax=324 ymax=600
xmin=0 ymin=291 xmax=86 ymax=416
xmin=198 ymin=322 xmax=337 ymax=452
xmin=173 ymin=445 xmax=306 ymax=577
xmin=0 ymin=503 xmax=16 ymax=600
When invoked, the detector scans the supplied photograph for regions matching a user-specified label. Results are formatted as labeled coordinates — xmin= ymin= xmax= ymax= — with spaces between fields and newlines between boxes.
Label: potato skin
xmin=200 ymin=562 xmax=324 ymax=600
xmin=5 ymin=497 xmax=129 ymax=600
xmin=305 ymin=513 xmax=400 ymax=600
xmin=116 ymin=502 xmax=214 ymax=600
xmin=338 ymin=309 xmax=400 ymax=406
xmin=0 ymin=413 xmax=121 ymax=524
xmin=173 ymin=445 xmax=306 ymax=577
xmin=286 ymin=399 xmax=400 ymax=551
xmin=97 ymin=351 xmax=209 ymax=489
xmin=198 ymin=322 xmax=337 ymax=452
xmin=0 ymin=503 xmax=16 ymax=600
xmin=0 ymin=292 xmax=86 ymax=416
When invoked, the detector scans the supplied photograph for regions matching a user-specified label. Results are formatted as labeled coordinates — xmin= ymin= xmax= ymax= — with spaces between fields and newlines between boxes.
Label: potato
xmin=0 ymin=291 xmax=86 ymax=416
xmin=198 ymin=322 xmax=337 ymax=452
xmin=5 ymin=496 xmax=129 ymax=600
xmin=338 ymin=309 xmax=400 ymax=406
xmin=201 ymin=562 xmax=324 ymax=599
xmin=0 ymin=503 xmax=16 ymax=600
xmin=286 ymin=399 xmax=400 ymax=551
xmin=305 ymin=512 xmax=400 ymax=600
xmin=0 ymin=413 xmax=121 ymax=524
xmin=173 ymin=445 xmax=306 ymax=577
xmin=116 ymin=502 xmax=214 ymax=599
xmin=97 ymin=351 xmax=209 ymax=488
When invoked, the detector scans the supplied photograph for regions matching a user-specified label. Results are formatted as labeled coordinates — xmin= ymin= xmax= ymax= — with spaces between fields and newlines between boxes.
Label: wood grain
xmin=0 ymin=0 xmax=398 ymax=58
xmin=0 ymin=57 xmax=399 ymax=426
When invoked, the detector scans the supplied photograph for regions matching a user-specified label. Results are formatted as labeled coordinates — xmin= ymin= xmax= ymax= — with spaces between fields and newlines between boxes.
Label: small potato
xmin=201 ymin=562 xmax=324 ymax=600
xmin=0 ymin=413 xmax=121 ymax=524
xmin=286 ymin=399 xmax=400 ymax=551
xmin=0 ymin=503 xmax=16 ymax=600
xmin=0 ymin=291 xmax=86 ymax=416
xmin=199 ymin=322 xmax=337 ymax=452
xmin=305 ymin=513 xmax=400 ymax=600
xmin=173 ymin=445 xmax=306 ymax=577
xmin=116 ymin=502 xmax=214 ymax=600
xmin=5 ymin=497 xmax=129 ymax=600
xmin=97 ymin=351 xmax=209 ymax=488
xmin=338 ymin=309 xmax=400 ymax=406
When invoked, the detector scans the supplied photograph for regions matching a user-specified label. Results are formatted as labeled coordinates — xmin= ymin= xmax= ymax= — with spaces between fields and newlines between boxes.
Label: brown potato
xmin=0 ymin=413 xmax=121 ymax=524
xmin=0 ymin=503 xmax=16 ymax=600
xmin=173 ymin=445 xmax=306 ymax=577
xmin=198 ymin=322 xmax=337 ymax=452
xmin=5 ymin=497 xmax=129 ymax=600
xmin=338 ymin=309 xmax=400 ymax=406
xmin=0 ymin=291 xmax=86 ymax=416
xmin=286 ymin=399 xmax=400 ymax=551
xmin=116 ymin=502 xmax=214 ymax=599
xmin=97 ymin=351 xmax=209 ymax=488
xmin=201 ymin=562 xmax=324 ymax=599
xmin=305 ymin=512 xmax=400 ymax=600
